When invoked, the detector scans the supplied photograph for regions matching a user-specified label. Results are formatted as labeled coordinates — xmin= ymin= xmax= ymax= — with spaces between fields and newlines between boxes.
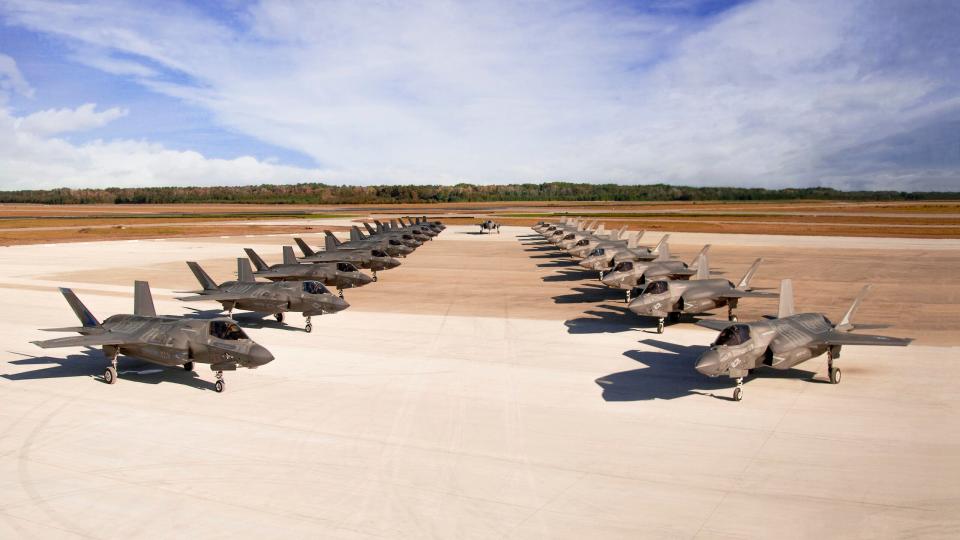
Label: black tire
xmin=104 ymin=366 xmax=117 ymax=384
xmin=183 ymin=361 xmax=194 ymax=372
xmin=214 ymin=380 xmax=225 ymax=393
xmin=729 ymin=315 xmax=738 ymax=322
xmin=275 ymin=312 xmax=284 ymax=323
xmin=733 ymin=387 xmax=743 ymax=402
xmin=830 ymin=367 xmax=842 ymax=385
xmin=305 ymin=323 xmax=313 ymax=333
xmin=656 ymin=321 xmax=664 ymax=334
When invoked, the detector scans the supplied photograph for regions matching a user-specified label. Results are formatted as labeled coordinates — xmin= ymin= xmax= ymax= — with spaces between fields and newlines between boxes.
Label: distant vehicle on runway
xmin=695 ymin=280 xmax=912 ymax=401
xmin=479 ymin=220 xmax=501 ymax=234
xmin=32 ymin=281 xmax=273 ymax=393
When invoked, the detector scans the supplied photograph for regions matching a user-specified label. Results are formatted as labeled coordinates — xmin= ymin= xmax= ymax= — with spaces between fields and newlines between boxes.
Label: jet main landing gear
xmin=214 ymin=371 xmax=225 ymax=393
xmin=656 ymin=317 xmax=665 ymax=334
xmin=372 ymin=270 xmax=378 ymax=282
xmin=104 ymin=349 xmax=118 ymax=384
xmin=733 ymin=377 xmax=744 ymax=402
xmin=827 ymin=349 xmax=841 ymax=384
xmin=183 ymin=361 xmax=194 ymax=372
xmin=305 ymin=315 xmax=313 ymax=333
xmin=728 ymin=306 xmax=738 ymax=322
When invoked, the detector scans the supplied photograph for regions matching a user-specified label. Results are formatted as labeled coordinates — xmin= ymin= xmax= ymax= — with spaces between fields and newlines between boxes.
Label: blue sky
xmin=0 ymin=0 xmax=957 ymax=191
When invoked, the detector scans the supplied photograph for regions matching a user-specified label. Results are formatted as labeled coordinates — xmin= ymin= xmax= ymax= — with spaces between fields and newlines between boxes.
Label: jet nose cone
xmin=695 ymin=349 xmax=723 ymax=376
xmin=358 ymin=273 xmax=374 ymax=285
xmin=327 ymin=296 xmax=350 ymax=312
xmin=387 ymin=258 xmax=401 ymax=268
xmin=249 ymin=344 xmax=274 ymax=366
xmin=579 ymin=257 xmax=595 ymax=269
xmin=626 ymin=296 xmax=648 ymax=314
xmin=600 ymin=274 xmax=617 ymax=287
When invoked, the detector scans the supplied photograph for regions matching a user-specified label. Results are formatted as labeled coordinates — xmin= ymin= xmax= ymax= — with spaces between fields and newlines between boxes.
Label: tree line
xmin=0 ymin=183 xmax=955 ymax=205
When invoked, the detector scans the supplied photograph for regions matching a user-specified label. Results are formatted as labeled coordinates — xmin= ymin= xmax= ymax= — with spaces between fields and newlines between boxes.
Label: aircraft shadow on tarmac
xmin=3 ymin=350 xmax=216 ymax=391
xmin=542 ymin=268 xmax=600 ymax=282
xmin=595 ymin=339 xmax=820 ymax=402
xmin=564 ymin=304 xmax=657 ymax=334
xmin=536 ymin=259 xmax=579 ymax=266
xmin=553 ymin=284 xmax=625 ymax=304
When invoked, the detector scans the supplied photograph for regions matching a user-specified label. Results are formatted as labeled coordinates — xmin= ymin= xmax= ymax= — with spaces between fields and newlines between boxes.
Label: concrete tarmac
xmin=0 ymin=225 xmax=958 ymax=538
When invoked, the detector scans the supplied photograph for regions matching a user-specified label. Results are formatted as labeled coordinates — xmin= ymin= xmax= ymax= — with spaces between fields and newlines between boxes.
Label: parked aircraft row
xmin=31 ymin=217 xmax=445 ymax=393
xmin=530 ymin=217 xmax=911 ymax=401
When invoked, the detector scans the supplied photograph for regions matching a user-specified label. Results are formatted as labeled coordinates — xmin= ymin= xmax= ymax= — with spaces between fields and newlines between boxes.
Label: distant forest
xmin=0 ymin=183 xmax=956 ymax=204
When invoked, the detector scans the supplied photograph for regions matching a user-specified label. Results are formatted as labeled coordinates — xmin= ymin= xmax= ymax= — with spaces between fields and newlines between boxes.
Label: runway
xmin=0 ymin=225 xmax=958 ymax=538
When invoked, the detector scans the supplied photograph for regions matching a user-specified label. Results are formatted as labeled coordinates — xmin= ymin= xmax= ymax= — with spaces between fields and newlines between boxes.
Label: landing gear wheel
xmin=656 ymin=318 xmax=665 ymax=334
xmin=733 ymin=387 xmax=743 ymax=401
xmin=215 ymin=380 xmax=225 ymax=393
xmin=275 ymin=312 xmax=284 ymax=323
xmin=183 ymin=361 xmax=194 ymax=372
xmin=372 ymin=272 xmax=378 ymax=282
xmin=829 ymin=367 xmax=842 ymax=385
xmin=104 ymin=366 xmax=117 ymax=384
xmin=338 ymin=289 xmax=344 ymax=299
xmin=305 ymin=322 xmax=313 ymax=333
xmin=729 ymin=315 xmax=738 ymax=322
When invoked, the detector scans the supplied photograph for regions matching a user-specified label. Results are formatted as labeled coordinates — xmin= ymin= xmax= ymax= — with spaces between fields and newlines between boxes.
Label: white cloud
xmin=16 ymin=103 xmax=129 ymax=136
xmin=1 ymin=0 xmax=958 ymax=189
xmin=0 ymin=107 xmax=324 ymax=189
xmin=0 ymin=52 xmax=33 ymax=99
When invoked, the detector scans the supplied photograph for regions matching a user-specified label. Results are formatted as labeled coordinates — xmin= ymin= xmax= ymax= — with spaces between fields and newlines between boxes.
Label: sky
xmin=0 ymin=0 xmax=958 ymax=191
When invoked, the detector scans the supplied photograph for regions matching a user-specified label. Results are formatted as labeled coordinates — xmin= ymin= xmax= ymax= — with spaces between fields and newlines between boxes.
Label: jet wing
xmin=177 ymin=293 xmax=249 ymax=302
xmin=669 ymin=269 xmax=697 ymax=277
xmin=695 ymin=319 xmax=736 ymax=331
xmin=32 ymin=333 xmax=133 ymax=349
xmin=718 ymin=290 xmax=779 ymax=299
xmin=822 ymin=331 xmax=912 ymax=347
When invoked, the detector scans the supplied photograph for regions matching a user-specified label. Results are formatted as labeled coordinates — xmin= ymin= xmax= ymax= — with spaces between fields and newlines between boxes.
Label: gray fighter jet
xmin=294 ymin=236 xmax=404 ymax=275
xmin=627 ymin=255 xmax=775 ymax=333
xmin=367 ymin=221 xmax=426 ymax=246
xmin=567 ymin=226 xmax=630 ymax=258
xmin=246 ymin=246 xmax=373 ymax=294
xmin=479 ymin=220 xmax=501 ymax=234
xmin=694 ymin=280 xmax=912 ymax=401
xmin=180 ymin=258 xmax=349 ymax=332
xmin=579 ymin=234 xmax=668 ymax=272
xmin=602 ymin=244 xmax=711 ymax=302
xmin=332 ymin=228 xmax=419 ymax=255
xmin=32 ymin=281 xmax=273 ymax=392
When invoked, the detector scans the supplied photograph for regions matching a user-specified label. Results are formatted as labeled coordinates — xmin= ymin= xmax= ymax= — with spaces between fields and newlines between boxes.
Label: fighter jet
xmin=246 ymin=246 xmax=373 ymax=294
xmin=627 ymin=255 xmax=775 ymax=333
xmin=479 ymin=220 xmax=501 ymax=234
xmin=368 ymin=221 xmax=426 ymax=246
xmin=567 ymin=226 xmax=630 ymax=258
xmin=557 ymin=222 xmax=619 ymax=251
xmin=294 ymin=236 xmax=406 ymax=273
xmin=694 ymin=280 xmax=912 ymax=401
xmin=336 ymin=227 xmax=420 ymax=255
xmin=546 ymin=219 xmax=599 ymax=246
xmin=578 ymin=233 xmax=669 ymax=272
xmin=602 ymin=244 xmax=711 ymax=302
xmin=31 ymin=281 xmax=273 ymax=392
xmin=180 ymin=259 xmax=349 ymax=332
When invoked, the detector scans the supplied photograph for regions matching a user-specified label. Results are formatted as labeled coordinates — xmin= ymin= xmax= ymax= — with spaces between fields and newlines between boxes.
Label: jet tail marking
xmin=134 ymin=280 xmax=157 ymax=317
xmin=294 ymin=237 xmax=315 ymax=256
xmin=59 ymin=287 xmax=101 ymax=328
xmin=282 ymin=246 xmax=298 ymax=265
xmin=187 ymin=261 xmax=219 ymax=290
xmin=690 ymin=245 xmax=711 ymax=268
xmin=777 ymin=279 xmax=795 ymax=318
xmin=237 ymin=258 xmax=256 ymax=283
xmin=737 ymin=258 xmax=763 ymax=289
xmin=837 ymin=284 xmax=871 ymax=331
xmin=243 ymin=249 xmax=270 ymax=271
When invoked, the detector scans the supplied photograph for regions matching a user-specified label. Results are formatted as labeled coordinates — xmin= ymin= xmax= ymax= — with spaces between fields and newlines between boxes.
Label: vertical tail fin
xmin=243 ymin=248 xmax=269 ymax=271
xmin=133 ymin=280 xmax=157 ymax=317
xmin=374 ymin=220 xmax=385 ymax=232
xmin=350 ymin=227 xmax=362 ymax=241
xmin=237 ymin=258 xmax=255 ymax=283
xmin=690 ymin=245 xmax=711 ymax=268
xmin=294 ymin=237 xmax=315 ymax=257
xmin=777 ymin=279 xmax=795 ymax=319
xmin=324 ymin=230 xmax=342 ymax=246
xmin=282 ymin=246 xmax=298 ymax=265
xmin=694 ymin=252 xmax=710 ymax=280
xmin=325 ymin=235 xmax=339 ymax=252
xmin=615 ymin=225 xmax=627 ymax=240
xmin=836 ymin=284 xmax=871 ymax=331
xmin=59 ymin=288 xmax=101 ymax=327
xmin=737 ymin=258 xmax=763 ymax=289
xmin=655 ymin=238 xmax=671 ymax=262
xmin=364 ymin=222 xmax=377 ymax=235
xmin=187 ymin=261 xmax=219 ymax=290
xmin=628 ymin=230 xmax=644 ymax=248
